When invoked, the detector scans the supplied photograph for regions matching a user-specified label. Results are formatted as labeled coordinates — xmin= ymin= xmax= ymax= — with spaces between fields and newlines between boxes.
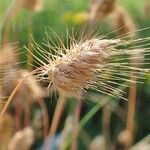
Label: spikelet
xmin=109 ymin=5 xmax=137 ymax=39
xmin=17 ymin=70 xmax=46 ymax=103
xmin=8 ymin=127 xmax=34 ymax=150
xmin=31 ymin=33 xmax=150 ymax=100
xmin=0 ymin=113 xmax=14 ymax=145
xmin=23 ymin=0 xmax=43 ymax=12
xmin=3 ymin=69 xmax=46 ymax=106
xmin=89 ymin=0 xmax=116 ymax=23
xmin=37 ymin=38 xmax=122 ymax=97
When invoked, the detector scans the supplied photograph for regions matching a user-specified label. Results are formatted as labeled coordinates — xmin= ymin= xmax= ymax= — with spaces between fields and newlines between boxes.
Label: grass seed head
xmin=32 ymin=29 xmax=150 ymax=100
xmin=1 ymin=68 xmax=46 ymax=108
xmin=40 ymin=38 xmax=120 ymax=97
xmin=11 ymin=70 xmax=46 ymax=105
xmin=109 ymin=5 xmax=137 ymax=39
xmin=17 ymin=70 xmax=46 ymax=102
xmin=89 ymin=0 xmax=116 ymax=22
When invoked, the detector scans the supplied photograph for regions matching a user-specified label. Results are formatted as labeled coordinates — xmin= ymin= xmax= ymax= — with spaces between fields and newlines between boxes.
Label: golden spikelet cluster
xmin=8 ymin=127 xmax=34 ymax=150
xmin=16 ymin=70 xmax=46 ymax=103
xmin=37 ymin=39 xmax=120 ymax=97
xmin=89 ymin=0 xmax=116 ymax=22
xmin=0 ymin=45 xmax=46 ymax=106
xmin=32 ymin=35 xmax=150 ymax=100
xmin=89 ymin=0 xmax=137 ymax=40
xmin=2 ymin=69 xmax=46 ymax=108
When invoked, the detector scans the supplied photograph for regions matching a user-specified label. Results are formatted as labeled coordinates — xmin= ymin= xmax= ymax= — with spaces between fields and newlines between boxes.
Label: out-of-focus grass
xmin=0 ymin=0 xmax=150 ymax=149
xmin=1 ymin=0 xmax=150 ymax=44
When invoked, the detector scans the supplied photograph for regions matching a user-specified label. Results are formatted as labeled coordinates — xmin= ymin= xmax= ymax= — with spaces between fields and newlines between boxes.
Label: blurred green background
xmin=0 ymin=0 xmax=150 ymax=149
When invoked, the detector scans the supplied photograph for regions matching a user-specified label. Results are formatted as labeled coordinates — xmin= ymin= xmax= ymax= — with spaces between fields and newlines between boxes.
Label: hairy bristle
xmin=30 ymin=34 xmax=150 ymax=100
xmin=38 ymin=39 xmax=121 ymax=97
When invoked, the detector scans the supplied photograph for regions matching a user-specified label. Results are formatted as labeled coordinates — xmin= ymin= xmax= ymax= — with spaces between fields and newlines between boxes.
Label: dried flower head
xmin=3 ymin=69 xmax=46 ymax=107
xmin=38 ymin=39 xmax=121 ymax=97
xmin=17 ymin=70 xmax=46 ymax=102
xmin=8 ymin=127 xmax=34 ymax=150
xmin=31 ymin=33 xmax=150 ymax=99
xmin=89 ymin=0 xmax=116 ymax=22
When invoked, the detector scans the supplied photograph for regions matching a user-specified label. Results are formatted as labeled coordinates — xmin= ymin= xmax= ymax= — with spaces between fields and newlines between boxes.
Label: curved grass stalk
xmin=1 ymin=0 xmax=24 ymax=44
xmin=38 ymin=98 xmax=49 ymax=138
xmin=71 ymin=92 xmax=83 ymax=150
xmin=48 ymin=94 xmax=66 ymax=141
xmin=0 ymin=78 xmax=25 ymax=121
xmin=0 ymin=68 xmax=39 ymax=121
xmin=102 ymin=103 xmax=111 ymax=150
xmin=125 ymin=74 xmax=137 ymax=149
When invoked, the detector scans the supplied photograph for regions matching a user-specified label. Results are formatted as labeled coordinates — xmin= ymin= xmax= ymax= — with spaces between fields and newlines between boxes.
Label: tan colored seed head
xmin=41 ymin=39 xmax=120 ymax=97
xmin=17 ymin=70 xmax=46 ymax=102
xmin=1 ymin=69 xmax=46 ymax=110
xmin=89 ymin=0 xmax=116 ymax=22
